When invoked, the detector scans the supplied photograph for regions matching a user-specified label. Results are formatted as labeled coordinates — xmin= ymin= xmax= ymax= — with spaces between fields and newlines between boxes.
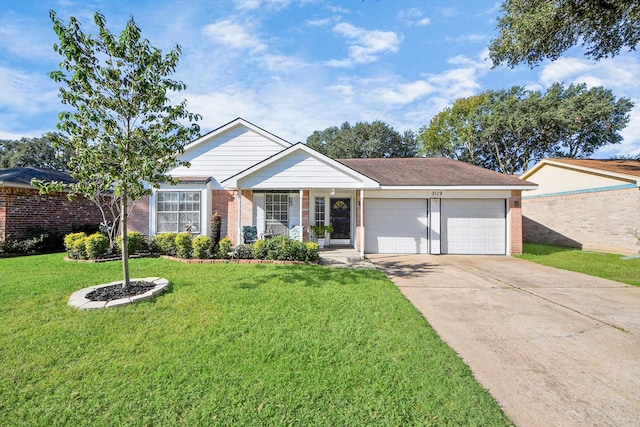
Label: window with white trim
xmin=157 ymin=191 xmax=200 ymax=233
xmin=314 ymin=197 xmax=325 ymax=225
xmin=265 ymin=193 xmax=288 ymax=235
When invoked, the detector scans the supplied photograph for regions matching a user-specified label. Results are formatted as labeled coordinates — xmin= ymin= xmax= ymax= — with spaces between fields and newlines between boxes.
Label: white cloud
xmin=327 ymin=22 xmax=401 ymax=67
xmin=202 ymin=20 xmax=266 ymax=51
xmin=398 ymin=8 xmax=431 ymax=27
xmin=445 ymin=34 xmax=486 ymax=43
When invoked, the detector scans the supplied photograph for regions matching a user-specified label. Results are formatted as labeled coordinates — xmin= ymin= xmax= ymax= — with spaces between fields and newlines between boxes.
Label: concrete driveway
xmin=369 ymin=254 xmax=640 ymax=427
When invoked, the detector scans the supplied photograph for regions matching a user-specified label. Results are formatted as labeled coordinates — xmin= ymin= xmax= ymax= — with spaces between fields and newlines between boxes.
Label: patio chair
xmin=242 ymin=226 xmax=258 ymax=244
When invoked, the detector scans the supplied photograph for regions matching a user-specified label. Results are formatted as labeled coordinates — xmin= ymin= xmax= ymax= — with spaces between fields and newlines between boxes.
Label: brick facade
xmin=128 ymin=195 xmax=150 ymax=235
xmin=509 ymin=190 xmax=523 ymax=254
xmin=522 ymin=187 xmax=640 ymax=255
xmin=0 ymin=186 xmax=105 ymax=240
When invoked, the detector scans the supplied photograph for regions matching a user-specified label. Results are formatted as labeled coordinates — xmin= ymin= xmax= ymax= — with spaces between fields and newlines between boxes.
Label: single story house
xmin=129 ymin=118 xmax=537 ymax=255
xmin=520 ymin=158 xmax=640 ymax=255
xmin=0 ymin=166 xmax=104 ymax=240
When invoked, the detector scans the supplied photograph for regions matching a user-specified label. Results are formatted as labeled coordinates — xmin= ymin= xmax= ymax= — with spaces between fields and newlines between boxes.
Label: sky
xmin=2 ymin=0 xmax=640 ymax=158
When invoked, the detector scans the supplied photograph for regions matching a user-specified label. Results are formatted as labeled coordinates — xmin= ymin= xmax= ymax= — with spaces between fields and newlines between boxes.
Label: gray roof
xmin=0 ymin=166 xmax=75 ymax=186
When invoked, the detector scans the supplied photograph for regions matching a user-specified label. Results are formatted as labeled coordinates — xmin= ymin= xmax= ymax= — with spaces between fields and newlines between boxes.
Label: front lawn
xmin=517 ymin=243 xmax=640 ymax=287
xmin=0 ymin=254 xmax=511 ymax=426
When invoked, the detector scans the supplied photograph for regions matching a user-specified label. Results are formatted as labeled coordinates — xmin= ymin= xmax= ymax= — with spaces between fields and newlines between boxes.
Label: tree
xmin=36 ymin=11 xmax=200 ymax=287
xmin=418 ymin=84 xmax=633 ymax=174
xmin=489 ymin=0 xmax=640 ymax=67
xmin=306 ymin=120 xmax=418 ymax=158
xmin=0 ymin=133 xmax=72 ymax=171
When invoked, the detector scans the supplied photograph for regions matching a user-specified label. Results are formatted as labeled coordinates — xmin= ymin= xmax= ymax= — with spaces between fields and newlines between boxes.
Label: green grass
xmin=517 ymin=243 xmax=640 ymax=287
xmin=0 ymin=254 xmax=511 ymax=426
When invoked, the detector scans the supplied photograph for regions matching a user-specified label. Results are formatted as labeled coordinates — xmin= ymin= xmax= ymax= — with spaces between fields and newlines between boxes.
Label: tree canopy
xmin=490 ymin=0 xmax=640 ymax=67
xmin=306 ymin=121 xmax=418 ymax=158
xmin=0 ymin=134 xmax=72 ymax=171
xmin=37 ymin=10 xmax=200 ymax=286
xmin=418 ymin=83 xmax=633 ymax=174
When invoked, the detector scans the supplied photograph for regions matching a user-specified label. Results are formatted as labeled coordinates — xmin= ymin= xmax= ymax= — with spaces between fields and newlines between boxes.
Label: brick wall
xmin=522 ymin=187 xmax=640 ymax=255
xmin=128 ymin=195 xmax=150 ymax=235
xmin=509 ymin=190 xmax=523 ymax=254
xmin=0 ymin=186 xmax=105 ymax=240
xmin=212 ymin=189 xmax=254 ymax=246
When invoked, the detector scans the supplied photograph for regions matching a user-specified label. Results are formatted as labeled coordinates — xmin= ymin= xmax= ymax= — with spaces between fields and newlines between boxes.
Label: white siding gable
xmin=170 ymin=124 xmax=289 ymax=186
xmin=237 ymin=150 xmax=367 ymax=189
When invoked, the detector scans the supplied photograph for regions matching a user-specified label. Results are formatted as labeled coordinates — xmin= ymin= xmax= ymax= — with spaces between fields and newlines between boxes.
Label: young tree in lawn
xmin=39 ymin=11 xmax=200 ymax=287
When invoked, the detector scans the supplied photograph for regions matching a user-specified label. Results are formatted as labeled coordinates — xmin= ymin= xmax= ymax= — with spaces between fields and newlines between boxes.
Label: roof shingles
xmin=337 ymin=157 xmax=535 ymax=187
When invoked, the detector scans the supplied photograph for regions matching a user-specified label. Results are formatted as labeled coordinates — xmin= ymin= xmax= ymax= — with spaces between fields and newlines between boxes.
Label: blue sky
xmin=2 ymin=0 xmax=640 ymax=157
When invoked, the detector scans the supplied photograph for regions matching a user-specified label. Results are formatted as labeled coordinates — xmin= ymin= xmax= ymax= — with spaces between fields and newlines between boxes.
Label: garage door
xmin=441 ymin=199 xmax=506 ymax=254
xmin=365 ymin=199 xmax=428 ymax=253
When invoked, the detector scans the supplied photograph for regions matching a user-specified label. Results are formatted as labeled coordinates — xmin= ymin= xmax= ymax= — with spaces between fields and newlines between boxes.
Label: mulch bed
xmin=86 ymin=281 xmax=156 ymax=301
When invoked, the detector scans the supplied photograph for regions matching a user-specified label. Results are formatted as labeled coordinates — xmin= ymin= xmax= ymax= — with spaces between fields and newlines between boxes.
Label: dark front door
xmin=330 ymin=198 xmax=350 ymax=240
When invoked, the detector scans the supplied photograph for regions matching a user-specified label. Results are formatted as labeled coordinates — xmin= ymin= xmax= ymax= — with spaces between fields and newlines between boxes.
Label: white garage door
xmin=365 ymin=199 xmax=428 ymax=253
xmin=441 ymin=199 xmax=506 ymax=254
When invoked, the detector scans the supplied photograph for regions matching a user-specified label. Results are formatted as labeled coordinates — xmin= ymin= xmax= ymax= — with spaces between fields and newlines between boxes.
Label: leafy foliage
xmin=115 ymin=231 xmax=145 ymax=255
xmin=216 ymin=237 xmax=233 ymax=259
xmin=175 ymin=232 xmax=193 ymax=259
xmin=0 ymin=134 xmax=72 ymax=171
xmin=153 ymin=233 xmax=177 ymax=256
xmin=192 ymin=235 xmax=211 ymax=259
xmin=84 ymin=232 xmax=109 ymax=259
xmin=232 ymin=244 xmax=255 ymax=259
xmin=490 ymin=0 xmax=640 ymax=67
xmin=307 ymin=121 xmax=418 ymax=158
xmin=253 ymin=236 xmax=319 ymax=262
xmin=419 ymin=83 xmax=633 ymax=173
xmin=37 ymin=10 xmax=200 ymax=286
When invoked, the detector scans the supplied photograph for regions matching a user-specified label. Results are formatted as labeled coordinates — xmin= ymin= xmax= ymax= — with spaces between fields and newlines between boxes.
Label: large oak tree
xmin=490 ymin=0 xmax=640 ymax=67
xmin=306 ymin=121 xmax=418 ymax=158
xmin=418 ymin=83 xmax=633 ymax=174
xmin=36 ymin=11 xmax=200 ymax=287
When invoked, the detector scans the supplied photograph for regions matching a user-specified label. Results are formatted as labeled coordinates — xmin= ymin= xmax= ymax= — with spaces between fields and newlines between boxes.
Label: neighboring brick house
xmin=520 ymin=159 xmax=640 ymax=255
xmin=129 ymin=118 xmax=536 ymax=255
xmin=0 ymin=166 xmax=104 ymax=241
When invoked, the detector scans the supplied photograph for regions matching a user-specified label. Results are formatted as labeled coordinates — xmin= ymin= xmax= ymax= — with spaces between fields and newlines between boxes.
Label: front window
xmin=314 ymin=197 xmax=325 ymax=225
xmin=265 ymin=193 xmax=288 ymax=235
xmin=157 ymin=191 xmax=200 ymax=233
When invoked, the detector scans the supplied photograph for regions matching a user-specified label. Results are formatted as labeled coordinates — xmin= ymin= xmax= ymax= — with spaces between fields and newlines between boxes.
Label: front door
xmin=330 ymin=198 xmax=351 ymax=245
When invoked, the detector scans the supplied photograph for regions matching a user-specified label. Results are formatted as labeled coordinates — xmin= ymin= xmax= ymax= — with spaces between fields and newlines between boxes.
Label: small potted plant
xmin=311 ymin=224 xmax=334 ymax=249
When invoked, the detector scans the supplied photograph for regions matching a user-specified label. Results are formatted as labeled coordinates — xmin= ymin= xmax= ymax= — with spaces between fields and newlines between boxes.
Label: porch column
xmin=360 ymin=189 xmax=365 ymax=257
xmin=299 ymin=189 xmax=304 ymax=241
xmin=237 ymin=188 xmax=242 ymax=245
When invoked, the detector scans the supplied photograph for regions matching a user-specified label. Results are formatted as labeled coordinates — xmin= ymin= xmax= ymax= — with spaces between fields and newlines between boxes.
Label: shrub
xmin=85 ymin=233 xmax=109 ymax=259
xmin=72 ymin=237 xmax=87 ymax=260
xmin=154 ymin=233 xmax=177 ymax=255
xmin=192 ymin=235 xmax=211 ymax=259
xmin=232 ymin=244 xmax=255 ymax=259
xmin=64 ymin=232 xmax=87 ymax=255
xmin=253 ymin=239 xmax=267 ymax=259
xmin=115 ymin=231 xmax=145 ymax=255
xmin=175 ymin=232 xmax=193 ymax=259
xmin=254 ymin=236 xmax=317 ymax=262
xmin=305 ymin=242 xmax=320 ymax=262
xmin=216 ymin=237 xmax=232 ymax=259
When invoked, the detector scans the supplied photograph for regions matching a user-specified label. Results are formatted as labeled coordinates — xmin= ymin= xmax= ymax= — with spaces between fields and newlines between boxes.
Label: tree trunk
xmin=121 ymin=189 xmax=130 ymax=289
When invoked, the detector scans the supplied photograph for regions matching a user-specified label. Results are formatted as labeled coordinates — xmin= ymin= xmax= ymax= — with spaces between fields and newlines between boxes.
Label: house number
xmin=431 ymin=191 xmax=443 ymax=196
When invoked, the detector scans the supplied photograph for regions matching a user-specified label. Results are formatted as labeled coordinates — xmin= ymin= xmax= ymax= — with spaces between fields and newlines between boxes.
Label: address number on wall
xmin=431 ymin=191 xmax=443 ymax=197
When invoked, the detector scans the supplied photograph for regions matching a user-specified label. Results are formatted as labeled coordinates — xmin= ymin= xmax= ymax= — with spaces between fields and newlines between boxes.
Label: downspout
xmin=237 ymin=187 xmax=242 ymax=245
xmin=299 ymin=189 xmax=304 ymax=241
xmin=360 ymin=189 xmax=365 ymax=258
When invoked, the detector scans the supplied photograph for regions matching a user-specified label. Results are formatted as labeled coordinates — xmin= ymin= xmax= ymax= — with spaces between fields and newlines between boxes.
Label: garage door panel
xmin=365 ymin=199 xmax=428 ymax=254
xmin=442 ymin=199 xmax=506 ymax=255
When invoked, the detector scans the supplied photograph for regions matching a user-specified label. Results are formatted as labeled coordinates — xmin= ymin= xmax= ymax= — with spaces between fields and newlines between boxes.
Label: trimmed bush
xmin=232 ymin=244 xmax=255 ymax=259
xmin=192 ymin=235 xmax=211 ymax=259
xmin=216 ymin=237 xmax=232 ymax=259
xmin=72 ymin=237 xmax=87 ymax=260
xmin=154 ymin=233 xmax=177 ymax=256
xmin=255 ymin=236 xmax=318 ymax=262
xmin=85 ymin=233 xmax=109 ymax=259
xmin=115 ymin=231 xmax=145 ymax=255
xmin=64 ymin=232 xmax=87 ymax=256
xmin=253 ymin=239 xmax=267 ymax=259
xmin=175 ymin=232 xmax=193 ymax=259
